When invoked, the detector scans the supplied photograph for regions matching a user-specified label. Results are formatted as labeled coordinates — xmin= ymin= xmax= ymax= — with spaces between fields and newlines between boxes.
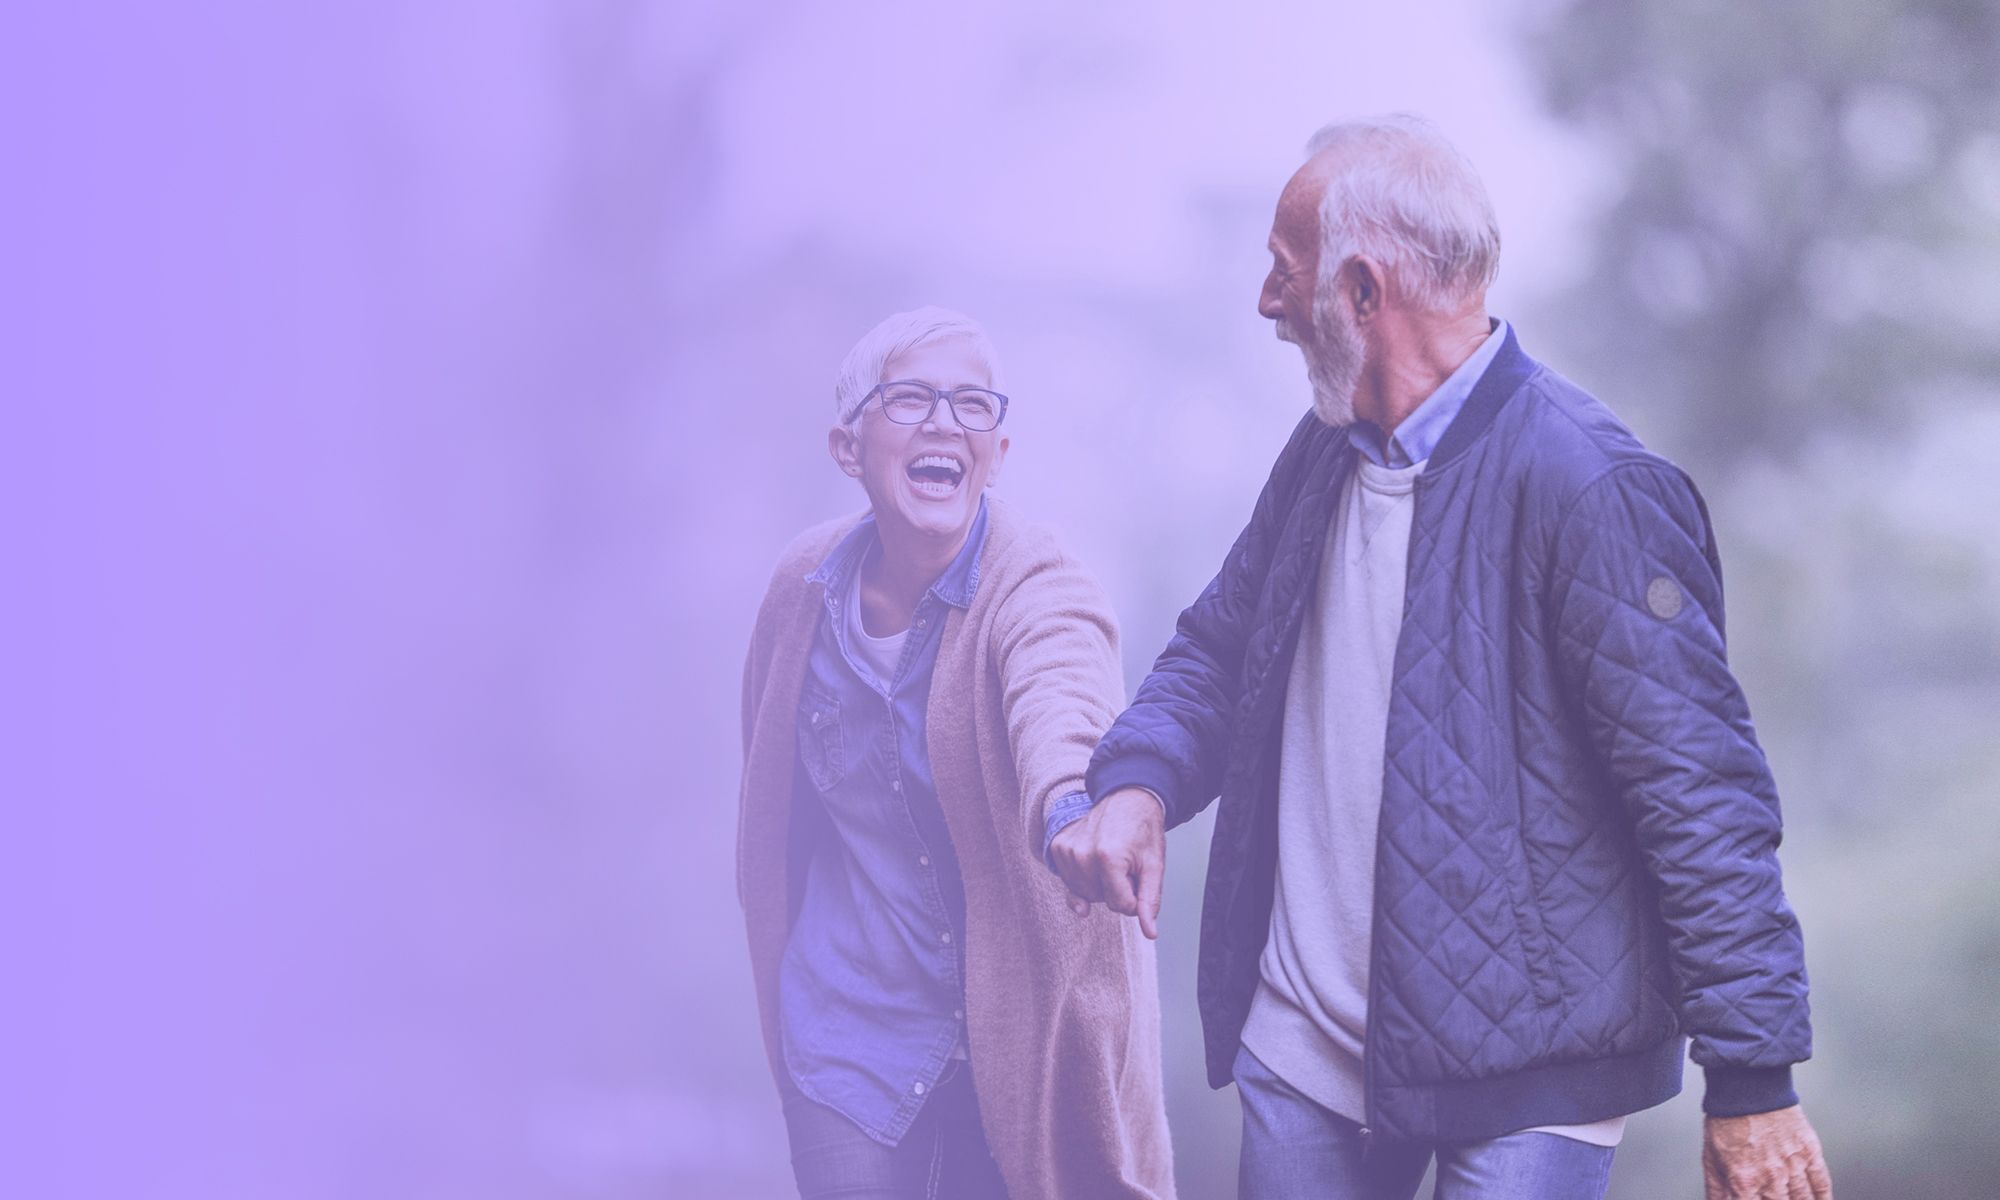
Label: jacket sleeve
xmin=991 ymin=552 xmax=1125 ymax=861
xmin=1547 ymin=460 xmax=1812 ymax=1117
xmin=1085 ymin=412 xmax=1317 ymax=829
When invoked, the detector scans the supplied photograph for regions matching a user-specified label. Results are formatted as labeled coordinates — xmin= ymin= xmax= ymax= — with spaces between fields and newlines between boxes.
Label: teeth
xmin=910 ymin=454 xmax=963 ymax=475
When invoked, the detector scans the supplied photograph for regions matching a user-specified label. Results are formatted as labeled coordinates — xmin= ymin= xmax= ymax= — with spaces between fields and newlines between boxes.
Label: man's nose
xmin=1257 ymin=273 xmax=1284 ymax=320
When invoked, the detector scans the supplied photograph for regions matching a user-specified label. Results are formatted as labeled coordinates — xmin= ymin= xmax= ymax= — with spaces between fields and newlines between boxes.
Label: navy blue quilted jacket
xmin=1087 ymin=327 xmax=1810 ymax=1140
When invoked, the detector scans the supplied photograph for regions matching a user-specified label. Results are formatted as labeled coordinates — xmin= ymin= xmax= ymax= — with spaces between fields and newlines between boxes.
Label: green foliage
xmin=1521 ymin=0 xmax=2000 ymax=468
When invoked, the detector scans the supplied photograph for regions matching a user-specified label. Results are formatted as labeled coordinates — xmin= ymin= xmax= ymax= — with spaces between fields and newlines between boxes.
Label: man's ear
xmin=984 ymin=434 xmax=1010 ymax=489
xmin=1346 ymin=255 xmax=1387 ymax=322
xmin=828 ymin=425 xmax=863 ymax=477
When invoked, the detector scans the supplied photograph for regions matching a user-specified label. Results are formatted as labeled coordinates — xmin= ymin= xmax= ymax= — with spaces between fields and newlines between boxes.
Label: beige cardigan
xmin=738 ymin=499 xmax=1176 ymax=1199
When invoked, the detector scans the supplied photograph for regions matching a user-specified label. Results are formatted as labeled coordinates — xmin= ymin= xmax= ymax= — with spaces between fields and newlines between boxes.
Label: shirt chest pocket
xmin=796 ymin=678 xmax=846 ymax=792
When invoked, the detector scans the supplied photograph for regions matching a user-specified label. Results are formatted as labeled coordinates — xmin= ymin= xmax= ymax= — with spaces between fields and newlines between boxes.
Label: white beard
xmin=1278 ymin=301 xmax=1364 ymax=429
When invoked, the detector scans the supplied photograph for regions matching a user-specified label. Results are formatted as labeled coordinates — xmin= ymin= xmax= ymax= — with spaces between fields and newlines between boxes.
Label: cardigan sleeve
xmin=991 ymin=550 xmax=1126 ymax=864
xmin=737 ymin=575 xmax=785 ymax=913
xmin=735 ymin=520 xmax=847 ymax=911
xmin=1547 ymin=460 xmax=1812 ymax=1116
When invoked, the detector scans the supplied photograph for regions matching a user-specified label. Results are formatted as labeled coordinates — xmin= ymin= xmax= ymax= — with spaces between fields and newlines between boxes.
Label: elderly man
xmin=1047 ymin=118 xmax=1832 ymax=1200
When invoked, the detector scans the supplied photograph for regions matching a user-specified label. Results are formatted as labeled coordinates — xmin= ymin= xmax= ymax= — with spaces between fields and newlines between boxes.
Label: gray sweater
xmin=1241 ymin=457 xmax=1626 ymax=1146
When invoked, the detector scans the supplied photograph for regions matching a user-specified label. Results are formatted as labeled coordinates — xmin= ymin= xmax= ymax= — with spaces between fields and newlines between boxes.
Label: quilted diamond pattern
xmin=1088 ymin=331 xmax=1811 ymax=1139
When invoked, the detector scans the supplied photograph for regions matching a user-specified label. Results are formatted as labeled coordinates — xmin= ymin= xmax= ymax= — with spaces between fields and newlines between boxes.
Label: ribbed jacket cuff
xmin=1087 ymin=752 xmax=1178 ymax=826
xmin=1702 ymin=1065 xmax=1798 ymax=1117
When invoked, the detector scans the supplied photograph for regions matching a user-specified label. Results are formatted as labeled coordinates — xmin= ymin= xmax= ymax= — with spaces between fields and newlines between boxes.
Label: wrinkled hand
xmin=1703 ymin=1105 xmax=1831 ymax=1200
xmin=1048 ymin=787 xmax=1167 ymax=939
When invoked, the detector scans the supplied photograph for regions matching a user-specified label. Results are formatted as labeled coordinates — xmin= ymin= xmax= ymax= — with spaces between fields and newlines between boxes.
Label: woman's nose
xmin=922 ymin=401 xmax=964 ymax=432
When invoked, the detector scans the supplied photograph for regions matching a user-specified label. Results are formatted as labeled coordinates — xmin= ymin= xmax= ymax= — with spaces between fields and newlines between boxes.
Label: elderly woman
xmin=737 ymin=308 xmax=1175 ymax=1199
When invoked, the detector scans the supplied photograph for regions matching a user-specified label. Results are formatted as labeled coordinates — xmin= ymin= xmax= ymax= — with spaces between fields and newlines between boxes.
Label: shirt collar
xmin=1347 ymin=318 xmax=1509 ymax=468
xmin=804 ymin=496 xmax=990 ymax=611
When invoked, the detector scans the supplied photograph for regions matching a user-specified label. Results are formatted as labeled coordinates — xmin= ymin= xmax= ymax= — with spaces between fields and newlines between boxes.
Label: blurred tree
xmin=1520 ymin=0 xmax=2000 ymax=467
xmin=1517 ymin=2 xmax=2000 ymax=1197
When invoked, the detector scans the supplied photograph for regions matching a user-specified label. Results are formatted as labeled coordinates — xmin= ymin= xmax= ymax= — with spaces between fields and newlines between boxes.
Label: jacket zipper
xmin=1361 ymin=844 xmax=1383 ymax=1157
xmin=1362 ymin=470 xmax=1428 ymax=1152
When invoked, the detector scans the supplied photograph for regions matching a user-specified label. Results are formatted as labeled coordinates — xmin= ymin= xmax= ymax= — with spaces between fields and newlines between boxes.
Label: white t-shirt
xmin=846 ymin=567 xmax=909 ymax=686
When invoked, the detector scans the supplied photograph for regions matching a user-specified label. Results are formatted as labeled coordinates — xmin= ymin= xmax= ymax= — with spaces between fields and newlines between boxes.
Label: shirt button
xmin=940 ymin=930 xmax=953 ymax=945
xmin=890 ymin=779 xmax=902 ymax=793
xmin=953 ymin=1009 xmax=964 ymax=1021
xmin=912 ymin=1081 xmax=927 ymax=1096
xmin=918 ymin=854 xmax=931 ymax=867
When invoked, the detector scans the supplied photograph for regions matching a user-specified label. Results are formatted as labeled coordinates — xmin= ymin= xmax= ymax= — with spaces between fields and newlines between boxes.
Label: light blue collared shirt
xmin=1344 ymin=318 xmax=1508 ymax=468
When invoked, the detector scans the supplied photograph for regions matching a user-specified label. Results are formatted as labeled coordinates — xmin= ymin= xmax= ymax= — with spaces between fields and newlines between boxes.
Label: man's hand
xmin=1048 ymin=787 xmax=1167 ymax=939
xmin=1703 ymin=1105 xmax=1831 ymax=1200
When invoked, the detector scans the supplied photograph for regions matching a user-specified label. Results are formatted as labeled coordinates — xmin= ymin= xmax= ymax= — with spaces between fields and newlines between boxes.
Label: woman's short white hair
xmin=1305 ymin=115 xmax=1501 ymax=314
xmin=832 ymin=306 xmax=1003 ymax=425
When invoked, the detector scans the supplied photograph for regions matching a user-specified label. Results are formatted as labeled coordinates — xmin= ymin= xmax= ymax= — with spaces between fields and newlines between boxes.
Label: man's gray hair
xmin=1305 ymin=115 xmax=1501 ymax=313
xmin=832 ymin=306 xmax=1002 ymax=425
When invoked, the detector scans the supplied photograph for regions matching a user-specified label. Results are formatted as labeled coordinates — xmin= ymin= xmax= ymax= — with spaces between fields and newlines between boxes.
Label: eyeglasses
xmin=845 ymin=381 xmax=1009 ymax=431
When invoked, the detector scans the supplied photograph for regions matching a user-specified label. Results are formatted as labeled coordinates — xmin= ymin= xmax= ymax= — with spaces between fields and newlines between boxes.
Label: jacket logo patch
xmin=1646 ymin=576 xmax=1683 ymax=620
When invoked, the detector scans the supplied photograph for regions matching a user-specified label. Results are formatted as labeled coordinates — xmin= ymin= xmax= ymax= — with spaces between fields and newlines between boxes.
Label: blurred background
xmin=9 ymin=1 xmax=1999 ymax=1196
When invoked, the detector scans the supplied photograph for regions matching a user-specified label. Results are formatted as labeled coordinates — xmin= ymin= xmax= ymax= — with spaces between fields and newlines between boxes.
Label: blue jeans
xmin=1234 ymin=1045 xmax=1616 ymax=1200
xmin=780 ymin=1061 xmax=1008 ymax=1200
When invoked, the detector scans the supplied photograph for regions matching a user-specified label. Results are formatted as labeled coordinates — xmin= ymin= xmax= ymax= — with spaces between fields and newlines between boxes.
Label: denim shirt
xmin=1039 ymin=321 xmax=1510 ymax=859
xmin=778 ymin=500 xmax=988 ymax=1146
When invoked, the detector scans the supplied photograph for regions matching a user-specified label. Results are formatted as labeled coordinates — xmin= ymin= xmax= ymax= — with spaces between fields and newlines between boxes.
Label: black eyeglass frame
xmin=843 ymin=380 xmax=1010 ymax=430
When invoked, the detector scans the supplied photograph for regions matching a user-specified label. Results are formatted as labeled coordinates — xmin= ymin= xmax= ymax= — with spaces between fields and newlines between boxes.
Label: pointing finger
xmin=1102 ymin=854 xmax=1140 ymax=917
xmin=1135 ymin=854 xmax=1163 ymax=941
